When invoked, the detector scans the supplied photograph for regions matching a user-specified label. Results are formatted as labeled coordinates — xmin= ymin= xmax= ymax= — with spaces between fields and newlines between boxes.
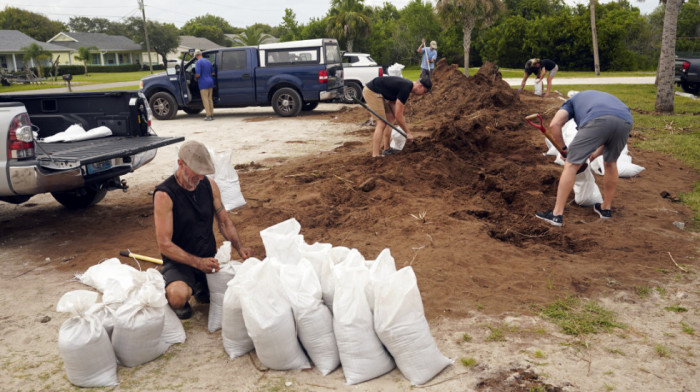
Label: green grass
xmin=655 ymin=343 xmax=670 ymax=357
xmin=0 ymin=71 xmax=151 ymax=92
xmin=681 ymin=321 xmax=695 ymax=335
xmin=486 ymin=325 xmax=507 ymax=341
xmin=664 ymin=305 xmax=688 ymax=313
xmin=402 ymin=65 xmax=655 ymax=79
xmin=634 ymin=286 xmax=651 ymax=298
xmin=460 ymin=357 xmax=478 ymax=367
xmin=541 ymin=296 xmax=625 ymax=336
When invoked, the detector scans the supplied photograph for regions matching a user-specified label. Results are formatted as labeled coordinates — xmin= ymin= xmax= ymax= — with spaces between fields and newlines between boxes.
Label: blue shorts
xmin=566 ymin=115 xmax=632 ymax=164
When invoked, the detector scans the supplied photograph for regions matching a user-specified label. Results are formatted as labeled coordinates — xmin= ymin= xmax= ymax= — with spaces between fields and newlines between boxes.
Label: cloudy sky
xmin=1 ymin=0 xmax=660 ymax=28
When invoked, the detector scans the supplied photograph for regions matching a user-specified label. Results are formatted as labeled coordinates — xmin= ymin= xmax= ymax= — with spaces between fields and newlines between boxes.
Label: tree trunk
xmin=347 ymin=39 xmax=353 ymax=53
xmin=655 ymin=0 xmax=683 ymax=113
xmin=84 ymin=63 xmax=88 ymax=76
xmin=462 ymin=18 xmax=475 ymax=75
xmin=590 ymin=0 xmax=600 ymax=75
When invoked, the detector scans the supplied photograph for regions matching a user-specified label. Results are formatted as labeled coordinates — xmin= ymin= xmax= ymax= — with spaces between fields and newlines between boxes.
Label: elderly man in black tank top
xmin=153 ymin=140 xmax=252 ymax=319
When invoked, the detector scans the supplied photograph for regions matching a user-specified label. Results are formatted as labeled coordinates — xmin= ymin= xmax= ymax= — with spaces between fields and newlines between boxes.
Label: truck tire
xmin=183 ymin=107 xmax=204 ymax=115
xmin=680 ymin=82 xmax=699 ymax=95
xmin=51 ymin=185 xmax=107 ymax=209
xmin=343 ymin=81 xmax=362 ymax=104
xmin=302 ymin=102 xmax=319 ymax=111
xmin=149 ymin=92 xmax=178 ymax=120
xmin=271 ymin=88 xmax=302 ymax=117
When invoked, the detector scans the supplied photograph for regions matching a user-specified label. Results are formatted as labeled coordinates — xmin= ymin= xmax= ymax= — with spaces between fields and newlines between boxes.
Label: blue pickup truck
xmin=140 ymin=38 xmax=344 ymax=119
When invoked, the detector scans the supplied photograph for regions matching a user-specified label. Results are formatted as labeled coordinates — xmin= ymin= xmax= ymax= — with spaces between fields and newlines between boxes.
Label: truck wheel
xmin=51 ymin=186 xmax=107 ymax=209
xmin=680 ymin=82 xmax=699 ymax=95
xmin=183 ymin=107 xmax=204 ymax=115
xmin=271 ymin=88 xmax=302 ymax=117
xmin=149 ymin=92 xmax=178 ymax=120
xmin=302 ymin=102 xmax=319 ymax=111
xmin=343 ymin=81 xmax=362 ymax=104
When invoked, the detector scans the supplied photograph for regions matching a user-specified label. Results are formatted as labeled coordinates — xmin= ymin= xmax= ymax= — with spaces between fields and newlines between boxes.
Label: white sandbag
xmin=207 ymin=242 xmax=241 ymax=332
xmin=86 ymin=278 xmax=129 ymax=338
xmin=112 ymin=275 xmax=170 ymax=367
xmin=57 ymin=290 xmax=118 ymax=388
xmin=162 ymin=305 xmax=186 ymax=345
xmin=241 ymin=259 xmax=310 ymax=370
xmin=387 ymin=63 xmax=404 ymax=77
xmin=573 ymin=165 xmax=603 ymax=206
xmin=279 ymin=259 xmax=339 ymax=375
xmin=390 ymin=128 xmax=406 ymax=151
xmin=374 ymin=267 xmax=451 ymax=386
xmin=207 ymin=148 xmax=246 ymax=211
xmin=260 ymin=218 xmax=303 ymax=264
xmin=333 ymin=261 xmax=394 ymax=385
xmin=590 ymin=147 xmax=645 ymax=178
xmin=42 ymin=124 xmax=112 ymax=143
xmin=297 ymin=240 xmax=332 ymax=286
xmin=221 ymin=257 xmax=261 ymax=359
xmin=534 ymin=79 xmax=543 ymax=96
xmin=365 ymin=248 xmax=397 ymax=312
xmin=77 ymin=258 xmax=139 ymax=293
xmin=321 ymin=247 xmax=360 ymax=310
xmin=544 ymin=138 xmax=559 ymax=156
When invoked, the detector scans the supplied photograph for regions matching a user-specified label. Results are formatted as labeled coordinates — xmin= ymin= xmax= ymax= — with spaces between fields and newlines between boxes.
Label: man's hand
xmin=198 ymin=257 xmax=220 ymax=273
xmin=238 ymin=247 xmax=253 ymax=260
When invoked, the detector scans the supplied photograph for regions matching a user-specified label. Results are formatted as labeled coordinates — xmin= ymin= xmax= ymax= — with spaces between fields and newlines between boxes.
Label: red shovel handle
xmin=525 ymin=113 xmax=546 ymax=133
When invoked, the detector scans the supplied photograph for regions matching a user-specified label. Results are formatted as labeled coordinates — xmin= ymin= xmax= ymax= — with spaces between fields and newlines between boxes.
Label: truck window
xmin=325 ymin=44 xmax=341 ymax=64
xmin=266 ymin=48 xmax=319 ymax=66
xmin=221 ymin=51 xmax=247 ymax=70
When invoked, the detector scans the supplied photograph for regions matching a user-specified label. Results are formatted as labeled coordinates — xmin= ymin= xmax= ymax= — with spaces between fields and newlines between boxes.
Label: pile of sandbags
xmin=57 ymin=260 xmax=186 ymax=387
xmin=543 ymin=119 xmax=645 ymax=206
xmin=220 ymin=218 xmax=452 ymax=385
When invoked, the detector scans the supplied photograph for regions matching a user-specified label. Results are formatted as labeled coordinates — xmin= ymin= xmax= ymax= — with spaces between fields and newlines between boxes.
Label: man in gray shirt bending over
xmin=535 ymin=90 xmax=633 ymax=226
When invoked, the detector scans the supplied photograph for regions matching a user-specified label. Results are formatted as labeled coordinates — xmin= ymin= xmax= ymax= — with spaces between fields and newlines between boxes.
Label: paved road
xmin=2 ymin=77 xmax=658 ymax=96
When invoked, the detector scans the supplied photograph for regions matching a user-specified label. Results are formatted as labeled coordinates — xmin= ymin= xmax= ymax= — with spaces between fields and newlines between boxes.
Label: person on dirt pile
xmin=518 ymin=58 xmax=559 ymax=97
xmin=417 ymin=38 xmax=437 ymax=80
xmin=194 ymin=50 xmax=216 ymax=121
xmin=362 ymin=75 xmax=432 ymax=157
xmin=535 ymin=90 xmax=633 ymax=227
xmin=153 ymin=140 xmax=252 ymax=319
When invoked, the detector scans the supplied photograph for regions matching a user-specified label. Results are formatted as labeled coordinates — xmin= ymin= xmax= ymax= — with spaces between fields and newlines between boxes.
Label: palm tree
xmin=327 ymin=0 xmax=371 ymax=52
xmin=74 ymin=46 xmax=98 ymax=76
xmin=655 ymin=0 xmax=683 ymax=113
xmin=21 ymin=43 xmax=52 ymax=78
xmin=590 ymin=0 xmax=600 ymax=75
xmin=437 ymin=0 xmax=506 ymax=74
xmin=230 ymin=26 xmax=276 ymax=47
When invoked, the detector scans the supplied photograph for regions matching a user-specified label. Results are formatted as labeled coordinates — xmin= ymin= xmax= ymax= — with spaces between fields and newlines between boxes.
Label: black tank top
xmin=154 ymin=175 xmax=216 ymax=263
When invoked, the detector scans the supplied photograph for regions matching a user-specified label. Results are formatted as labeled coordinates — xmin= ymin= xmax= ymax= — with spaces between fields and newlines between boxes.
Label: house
xmin=0 ymin=30 xmax=73 ymax=72
xmin=48 ymin=32 xmax=142 ymax=66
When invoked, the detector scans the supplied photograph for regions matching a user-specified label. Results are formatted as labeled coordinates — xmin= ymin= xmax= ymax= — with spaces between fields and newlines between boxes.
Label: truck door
xmin=216 ymin=49 xmax=255 ymax=106
xmin=323 ymin=42 xmax=344 ymax=90
xmin=178 ymin=54 xmax=194 ymax=105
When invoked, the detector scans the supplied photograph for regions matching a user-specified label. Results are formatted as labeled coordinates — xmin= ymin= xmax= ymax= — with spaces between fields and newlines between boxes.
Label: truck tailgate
xmin=36 ymin=136 xmax=183 ymax=170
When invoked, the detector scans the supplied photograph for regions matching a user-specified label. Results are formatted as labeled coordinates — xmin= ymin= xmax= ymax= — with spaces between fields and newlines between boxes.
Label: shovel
xmin=525 ymin=113 xmax=588 ymax=174
xmin=353 ymin=96 xmax=407 ymax=139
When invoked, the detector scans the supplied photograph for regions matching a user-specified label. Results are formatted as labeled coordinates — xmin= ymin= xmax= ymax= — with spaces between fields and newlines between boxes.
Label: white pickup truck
xmin=0 ymin=91 xmax=182 ymax=209
xmin=341 ymin=52 xmax=383 ymax=103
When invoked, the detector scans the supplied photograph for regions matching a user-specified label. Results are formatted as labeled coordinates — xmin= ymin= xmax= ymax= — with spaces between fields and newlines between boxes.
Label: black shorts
xmin=161 ymin=260 xmax=207 ymax=292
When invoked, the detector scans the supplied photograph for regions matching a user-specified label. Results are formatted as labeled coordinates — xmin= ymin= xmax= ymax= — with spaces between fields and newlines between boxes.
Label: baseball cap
xmin=419 ymin=77 xmax=432 ymax=94
xmin=194 ymin=50 xmax=202 ymax=56
xmin=178 ymin=140 xmax=215 ymax=175
xmin=430 ymin=41 xmax=437 ymax=49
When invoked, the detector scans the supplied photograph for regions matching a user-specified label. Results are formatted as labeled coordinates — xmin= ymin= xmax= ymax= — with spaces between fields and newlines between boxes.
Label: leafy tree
xmin=655 ymin=0 xmax=684 ymax=113
xmin=365 ymin=3 xmax=401 ymax=65
xmin=230 ymin=26 xmax=276 ymax=46
xmin=21 ymin=43 xmax=51 ymax=78
xmin=181 ymin=14 xmax=237 ymax=34
xmin=437 ymin=0 xmax=506 ymax=73
xmin=0 ymin=7 xmax=65 ymax=41
xmin=279 ymin=8 xmax=302 ymax=42
xmin=676 ymin=0 xmax=700 ymax=54
xmin=394 ymin=1 xmax=441 ymax=66
xmin=502 ymin=0 xmax=565 ymax=18
xmin=68 ymin=17 xmax=115 ymax=33
xmin=131 ymin=21 xmax=180 ymax=68
xmin=74 ymin=46 xmax=98 ymax=75
xmin=183 ymin=24 xmax=231 ymax=47
xmin=327 ymin=0 xmax=371 ymax=52
xmin=300 ymin=17 xmax=331 ymax=40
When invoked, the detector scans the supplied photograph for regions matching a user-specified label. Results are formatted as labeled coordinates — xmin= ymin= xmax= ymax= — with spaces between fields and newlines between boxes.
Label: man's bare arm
xmin=209 ymin=179 xmax=252 ymax=259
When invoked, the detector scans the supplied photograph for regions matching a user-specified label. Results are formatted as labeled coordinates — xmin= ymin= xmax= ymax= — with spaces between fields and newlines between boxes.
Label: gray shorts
xmin=549 ymin=64 xmax=558 ymax=77
xmin=566 ymin=115 xmax=632 ymax=164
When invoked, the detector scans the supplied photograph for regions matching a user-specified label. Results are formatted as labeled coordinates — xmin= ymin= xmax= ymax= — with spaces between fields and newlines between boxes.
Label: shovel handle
xmin=525 ymin=113 xmax=589 ymax=174
xmin=119 ymin=250 xmax=163 ymax=265
xmin=352 ymin=96 xmax=408 ymax=139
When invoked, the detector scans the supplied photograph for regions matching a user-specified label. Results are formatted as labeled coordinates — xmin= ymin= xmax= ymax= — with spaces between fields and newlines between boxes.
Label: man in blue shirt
xmin=416 ymin=39 xmax=437 ymax=80
xmin=536 ymin=90 xmax=633 ymax=226
xmin=194 ymin=50 xmax=215 ymax=121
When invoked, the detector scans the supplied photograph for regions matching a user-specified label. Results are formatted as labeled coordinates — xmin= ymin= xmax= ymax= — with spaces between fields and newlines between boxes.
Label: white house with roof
xmin=48 ymin=32 xmax=142 ymax=66
xmin=0 ymin=30 xmax=73 ymax=72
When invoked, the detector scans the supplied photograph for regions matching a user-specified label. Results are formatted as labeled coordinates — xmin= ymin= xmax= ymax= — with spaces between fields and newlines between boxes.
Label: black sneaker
xmin=173 ymin=303 xmax=193 ymax=320
xmin=381 ymin=148 xmax=399 ymax=156
xmin=194 ymin=282 xmax=210 ymax=304
xmin=535 ymin=210 xmax=563 ymax=227
xmin=594 ymin=203 xmax=612 ymax=219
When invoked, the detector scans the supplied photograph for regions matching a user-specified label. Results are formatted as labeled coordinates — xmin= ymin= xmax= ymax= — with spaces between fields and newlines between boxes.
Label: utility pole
xmin=137 ymin=0 xmax=154 ymax=73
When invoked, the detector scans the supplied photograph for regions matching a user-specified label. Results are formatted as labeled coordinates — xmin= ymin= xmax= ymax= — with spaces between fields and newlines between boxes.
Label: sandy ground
xmin=1 ymin=81 xmax=698 ymax=391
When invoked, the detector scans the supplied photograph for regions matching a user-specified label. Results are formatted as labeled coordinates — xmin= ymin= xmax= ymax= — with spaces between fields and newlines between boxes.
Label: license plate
xmin=87 ymin=160 xmax=112 ymax=175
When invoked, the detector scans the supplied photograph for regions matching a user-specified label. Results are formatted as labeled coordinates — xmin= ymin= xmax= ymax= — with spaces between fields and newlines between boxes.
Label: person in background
xmin=416 ymin=39 xmax=437 ymax=80
xmin=535 ymin=90 xmax=633 ymax=227
xmin=153 ymin=140 xmax=252 ymax=319
xmin=194 ymin=50 xmax=216 ymax=121
xmin=362 ymin=76 xmax=432 ymax=157
xmin=518 ymin=58 xmax=559 ymax=96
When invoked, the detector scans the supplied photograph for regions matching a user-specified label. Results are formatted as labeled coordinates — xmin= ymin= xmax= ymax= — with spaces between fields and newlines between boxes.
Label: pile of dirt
xmin=230 ymin=60 xmax=698 ymax=318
